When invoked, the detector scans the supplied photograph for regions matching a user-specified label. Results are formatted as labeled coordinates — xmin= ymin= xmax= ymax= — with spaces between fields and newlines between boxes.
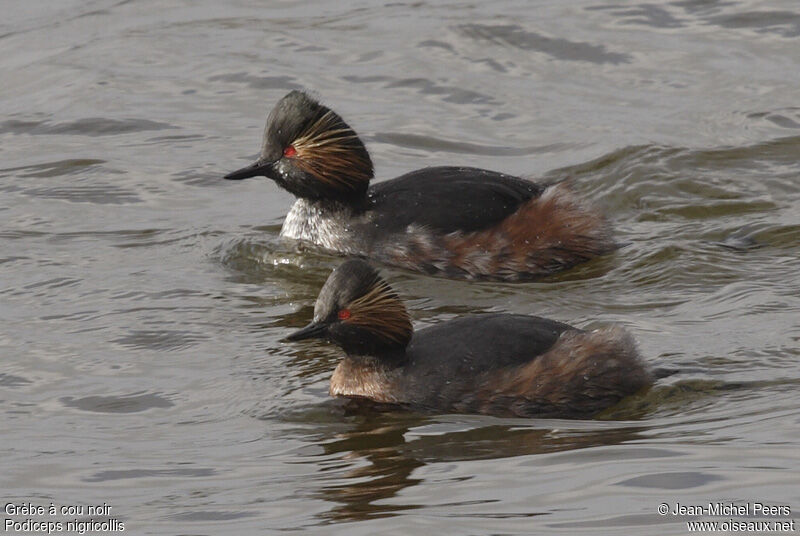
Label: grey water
xmin=2 ymin=1 xmax=799 ymax=534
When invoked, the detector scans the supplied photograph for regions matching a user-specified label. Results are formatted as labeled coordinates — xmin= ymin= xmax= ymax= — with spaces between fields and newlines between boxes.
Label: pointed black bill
xmin=224 ymin=160 xmax=274 ymax=180
xmin=284 ymin=322 xmax=328 ymax=342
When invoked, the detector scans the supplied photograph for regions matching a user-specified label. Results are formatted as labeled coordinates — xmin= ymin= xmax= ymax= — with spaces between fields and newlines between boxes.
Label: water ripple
xmin=457 ymin=23 xmax=632 ymax=64
xmin=0 ymin=117 xmax=176 ymax=136
xmin=61 ymin=392 xmax=175 ymax=413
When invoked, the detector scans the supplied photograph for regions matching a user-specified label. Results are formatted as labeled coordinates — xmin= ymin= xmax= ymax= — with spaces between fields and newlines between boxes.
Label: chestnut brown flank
xmin=471 ymin=326 xmax=651 ymax=417
xmin=445 ymin=182 xmax=613 ymax=279
xmin=384 ymin=181 xmax=615 ymax=281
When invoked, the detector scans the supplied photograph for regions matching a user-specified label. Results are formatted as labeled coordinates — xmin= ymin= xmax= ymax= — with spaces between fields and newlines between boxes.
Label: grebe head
xmin=224 ymin=90 xmax=373 ymax=202
xmin=286 ymin=260 xmax=412 ymax=357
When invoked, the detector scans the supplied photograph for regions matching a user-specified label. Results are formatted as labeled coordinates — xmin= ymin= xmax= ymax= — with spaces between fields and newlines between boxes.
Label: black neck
xmin=299 ymin=192 xmax=370 ymax=214
xmin=343 ymin=348 xmax=407 ymax=368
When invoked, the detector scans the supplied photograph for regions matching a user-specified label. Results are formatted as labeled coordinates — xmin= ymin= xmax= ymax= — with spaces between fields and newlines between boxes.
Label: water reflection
xmin=317 ymin=414 xmax=424 ymax=521
xmin=314 ymin=411 xmax=649 ymax=522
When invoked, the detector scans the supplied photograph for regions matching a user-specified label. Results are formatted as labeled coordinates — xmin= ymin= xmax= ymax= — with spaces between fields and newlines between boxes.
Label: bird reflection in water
xmin=311 ymin=403 xmax=649 ymax=523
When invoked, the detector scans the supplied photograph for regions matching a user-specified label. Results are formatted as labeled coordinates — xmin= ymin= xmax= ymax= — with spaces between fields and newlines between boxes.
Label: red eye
xmin=337 ymin=309 xmax=351 ymax=320
xmin=283 ymin=145 xmax=297 ymax=158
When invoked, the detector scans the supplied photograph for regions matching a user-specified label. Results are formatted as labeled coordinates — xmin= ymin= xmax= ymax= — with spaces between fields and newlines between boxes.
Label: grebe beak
xmin=284 ymin=322 xmax=328 ymax=342
xmin=224 ymin=159 xmax=275 ymax=180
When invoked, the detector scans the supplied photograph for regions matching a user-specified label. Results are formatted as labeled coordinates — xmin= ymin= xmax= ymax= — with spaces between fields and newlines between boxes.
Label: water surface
xmin=2 ymin=1 xmax=799 ymax=534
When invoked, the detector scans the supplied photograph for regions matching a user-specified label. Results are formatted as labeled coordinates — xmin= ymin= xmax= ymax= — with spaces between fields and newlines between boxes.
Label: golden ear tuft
xmin=291 ymin=111 xmax=372 ymax=191
xmin=346 ymin=279 xmax=412 ymax=345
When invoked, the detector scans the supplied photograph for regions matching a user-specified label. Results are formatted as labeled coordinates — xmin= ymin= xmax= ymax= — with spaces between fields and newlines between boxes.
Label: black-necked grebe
xmin=286 ymin=260 xmax=652 ymax=418
xmin=225 ymin=90 xmax=616 ymax=281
